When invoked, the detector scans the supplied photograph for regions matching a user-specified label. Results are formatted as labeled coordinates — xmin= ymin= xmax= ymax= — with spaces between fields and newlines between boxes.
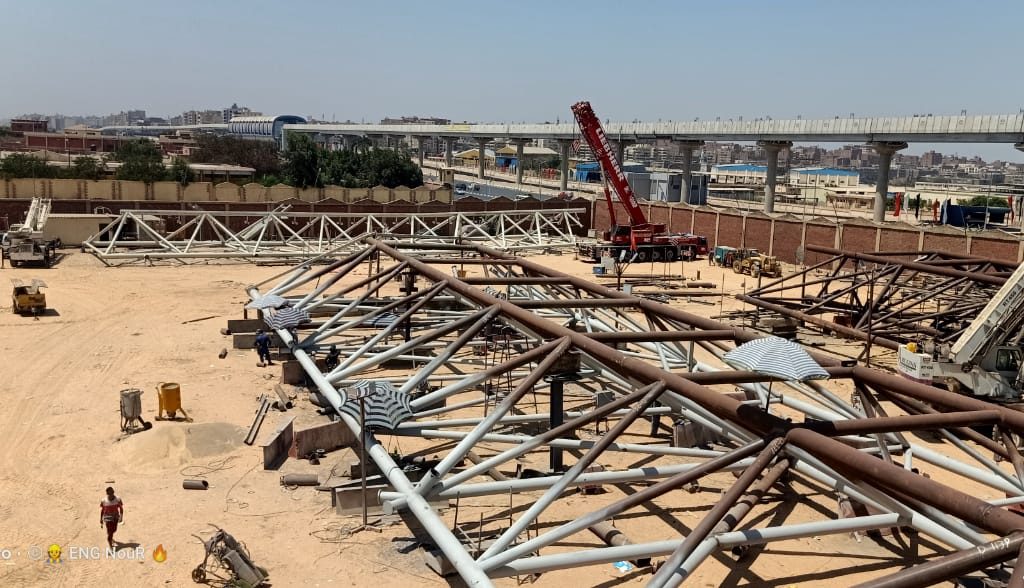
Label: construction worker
xmin=100 ymin=487 xmax=124 ymax=549
xmin=255 ymin=329 xmax=272 ymax=366
xmin=324 ymin=344 xmax=340 ymax=371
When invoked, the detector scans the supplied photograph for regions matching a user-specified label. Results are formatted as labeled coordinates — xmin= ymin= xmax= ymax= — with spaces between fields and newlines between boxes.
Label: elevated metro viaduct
xmin=283 ymin=113 xmax=1024 ymax=222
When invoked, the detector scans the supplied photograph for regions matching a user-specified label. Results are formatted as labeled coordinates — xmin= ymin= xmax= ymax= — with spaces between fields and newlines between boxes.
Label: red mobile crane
xmin=572 ymin=101 xmax=708 ymax=262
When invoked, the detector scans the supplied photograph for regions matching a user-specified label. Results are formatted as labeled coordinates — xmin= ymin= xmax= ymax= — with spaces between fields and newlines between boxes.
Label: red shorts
xmin=105 ymin=520 xmax=118 ymax=535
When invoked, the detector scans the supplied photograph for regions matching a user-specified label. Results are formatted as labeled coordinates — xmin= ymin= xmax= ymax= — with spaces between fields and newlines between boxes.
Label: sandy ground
xmin=0 ymin=248 xmax=998 ymax=587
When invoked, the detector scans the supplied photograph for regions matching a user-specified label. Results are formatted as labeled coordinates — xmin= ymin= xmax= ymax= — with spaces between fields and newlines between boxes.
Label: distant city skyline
xmin=2 ymin=1 xmax=1022 ymax=162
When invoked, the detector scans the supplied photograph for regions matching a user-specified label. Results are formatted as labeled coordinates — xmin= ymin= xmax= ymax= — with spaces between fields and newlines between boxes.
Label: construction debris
xmin=243 ymin=395 xmax=271 ymax=446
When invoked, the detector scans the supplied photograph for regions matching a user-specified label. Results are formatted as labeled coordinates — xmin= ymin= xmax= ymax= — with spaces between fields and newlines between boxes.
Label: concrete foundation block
xmin=259 ymin=416 xmax=295 ymax=470
xmin=280 ymin=360 xmax=306 ymax=385
xmin=290 ymin=420 xmax=356 ymax=459
xmin=227 ymin=318 xmax=265 ymax=333
xmin=233 ymin=332 xmax=283 ymax=349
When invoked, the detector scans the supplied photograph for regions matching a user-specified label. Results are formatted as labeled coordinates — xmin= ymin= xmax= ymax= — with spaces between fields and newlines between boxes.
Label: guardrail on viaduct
xmin=285 ymin=113 xmax=1024 ymax=143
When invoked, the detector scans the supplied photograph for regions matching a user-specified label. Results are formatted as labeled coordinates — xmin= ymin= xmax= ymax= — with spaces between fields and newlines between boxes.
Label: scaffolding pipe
xmin=650 ymin=438 xmax=786 ymax=587
xmin=480 ymin=382 xmax=666 ymax=560
xmin=380 ymin=459 xmax=758 ymax=502
xmin=489 ymin=514 xmax=901 ymax=578
xmin=478 ymin=440 xmax=767 ymax=571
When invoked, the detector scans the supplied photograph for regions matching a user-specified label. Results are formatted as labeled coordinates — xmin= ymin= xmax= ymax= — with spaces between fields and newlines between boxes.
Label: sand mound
xmin=114 ymin=422 xmax=245 ymax=471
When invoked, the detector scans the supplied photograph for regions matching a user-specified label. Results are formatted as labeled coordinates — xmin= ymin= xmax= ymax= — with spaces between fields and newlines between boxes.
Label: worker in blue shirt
xmin=255 ymin=329 xmax=273 ymax=366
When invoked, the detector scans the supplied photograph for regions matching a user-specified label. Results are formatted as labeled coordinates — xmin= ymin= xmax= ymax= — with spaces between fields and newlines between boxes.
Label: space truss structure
xmin=739 ymin=245 xmax=1017 ymax=352
xmin=247 ymin=239 xmax=1024 ymax=588
xmin=83 ymin=207 xmax=583 ymax=265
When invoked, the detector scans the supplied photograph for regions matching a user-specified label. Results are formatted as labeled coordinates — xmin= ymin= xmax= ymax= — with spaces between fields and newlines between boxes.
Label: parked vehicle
xmin=730 ymin=248 xmax=781 ymax=278
xmin=570 ymin=101 xmax=708 ymax=263
xmin=11 ymin=279 xmax=47 ymax=316
xmin=712 ymin=246 xmax=737 ymax=267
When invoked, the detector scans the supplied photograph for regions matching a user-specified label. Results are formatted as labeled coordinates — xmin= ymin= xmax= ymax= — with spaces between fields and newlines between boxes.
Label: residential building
xmin=10 ymin=119 xmax=48 ymax=134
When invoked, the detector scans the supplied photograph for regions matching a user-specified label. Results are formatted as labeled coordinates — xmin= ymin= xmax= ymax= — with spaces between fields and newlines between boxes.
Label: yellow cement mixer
xmin=156 ymin=382 xmax=191 ymax=421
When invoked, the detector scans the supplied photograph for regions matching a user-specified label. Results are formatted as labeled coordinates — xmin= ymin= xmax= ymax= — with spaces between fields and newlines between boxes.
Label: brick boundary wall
xmin=585 ymin=200 xmax=1021 ymax=264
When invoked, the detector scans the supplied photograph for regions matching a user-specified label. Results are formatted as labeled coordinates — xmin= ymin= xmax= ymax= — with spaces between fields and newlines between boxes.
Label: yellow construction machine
xmin=731 ymin=249 xmax=782 ymax=278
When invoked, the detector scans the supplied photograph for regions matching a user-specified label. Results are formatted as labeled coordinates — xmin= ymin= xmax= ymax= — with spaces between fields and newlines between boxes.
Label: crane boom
xmin=571 ymin=101 xmax=649 ymax=228
xmin=898 ymin=258 xmax=1024 ymax=401
xmin=951 ymin=259 xmax=1024 ymax=366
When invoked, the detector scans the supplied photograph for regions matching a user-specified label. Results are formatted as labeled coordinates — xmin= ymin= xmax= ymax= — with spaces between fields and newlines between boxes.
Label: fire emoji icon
xmin=152 ymin=544 xmax=167 ymax=563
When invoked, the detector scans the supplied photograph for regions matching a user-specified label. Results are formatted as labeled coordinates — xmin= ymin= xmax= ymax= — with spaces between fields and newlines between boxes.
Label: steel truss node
xmin=247 ymin=240 xmax=1024 ymax=588
xmin=83 ymin=207 xmax=584 ymax=265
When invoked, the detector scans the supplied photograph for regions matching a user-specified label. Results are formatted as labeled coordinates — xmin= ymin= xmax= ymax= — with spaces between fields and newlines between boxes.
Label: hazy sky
xmin=3 ymin=0 xmax=1022 ymax=160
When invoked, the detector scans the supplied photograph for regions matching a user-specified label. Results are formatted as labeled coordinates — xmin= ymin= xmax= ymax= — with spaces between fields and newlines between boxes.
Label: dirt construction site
xmin=4 ymin=240 xmax=1024 ymax=588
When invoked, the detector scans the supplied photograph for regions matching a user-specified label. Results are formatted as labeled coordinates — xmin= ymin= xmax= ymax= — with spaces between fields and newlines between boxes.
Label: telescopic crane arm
xmin=571 ymin=101 xmax=648 ymax=228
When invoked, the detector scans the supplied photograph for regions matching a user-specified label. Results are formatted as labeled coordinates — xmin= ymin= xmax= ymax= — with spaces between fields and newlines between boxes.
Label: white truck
xmin=5 ymin=197 xmax=59 ymax=268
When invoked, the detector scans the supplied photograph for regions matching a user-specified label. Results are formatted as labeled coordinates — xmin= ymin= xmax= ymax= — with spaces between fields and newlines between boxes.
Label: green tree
xmin=113 ymin=140 xmax=167 ymax=182
xmin=70 ymin=155 xmax=104 ymax=180
xmin=966 ymin=195 xmax=1010 ymax=208
xmin=281 ymin=133 xmax=424 ymax=189
xmin=281 ymin=132 xmax=325 ymax=188
xmin=190 ymin=134 xmax=281 ymax=176
xmin=0 ymin=153 xmax=55 ymax=179
xmin=167 ymin=157 xmax=194 ymax=185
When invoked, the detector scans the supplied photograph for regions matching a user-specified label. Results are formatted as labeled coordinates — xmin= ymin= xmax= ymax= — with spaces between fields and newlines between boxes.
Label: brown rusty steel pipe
xmin=852 ymin=367 xmax=1024 ymax=433
xmin=628 ymin=290 xmax=723 ymax=298
xmin=735 ymin=293 xmax=902 ymax=351
xmin=461 ymin=277 xmax=574 ymax=285
xmin=650 ymin=438 xmax=786 ymax=586
xmin=368 ymin=239 xmax=1024 ymax=561
xmin=468 ymin=242 xmax=843 ymax=367
xmin=854 ymin=532 xmax=1024 ymax=588
xmin=713 ymin=459 xmax=791 ymax=536
xmin=787 ymin=428 xmax=1024 ymax=536
xmin=683 ymin=367 xmax=853 ymax=386
xmin=383 ymin=241 xmax=490 ymax=252
xmin=805 ymin=410 xmax=1003 ymax=436
xmin=514 ymin=299 xmax=642 ymax=309
xmin=1010 ymin=542 xmax=1024 ymax=588
xmin=587 ymin=522 xmax=651 ymax=568
xmin=416 ymin=258 xmax=519 ymax=265
xmin=586 ymin=330 xmax=736 ymax=343
xmin=878 ymin=387 xmax=1012 ymax=460
xmin=806 ymin=245 xmax=1007 ymax=285
xmin=368 ymin=239 xmax=784 ymax=435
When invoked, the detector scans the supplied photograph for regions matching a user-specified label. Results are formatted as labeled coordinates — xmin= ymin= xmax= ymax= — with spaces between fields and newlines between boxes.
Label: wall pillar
xmin=416 ymin=137 xmax=426 ymax=167
xmin=757 ymin=141 xmax=791 ymax=214
xmin=871 ymin=141 xmax=908 ymax=223
xmin=558 ymin=139 xmax=571 ymax=192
